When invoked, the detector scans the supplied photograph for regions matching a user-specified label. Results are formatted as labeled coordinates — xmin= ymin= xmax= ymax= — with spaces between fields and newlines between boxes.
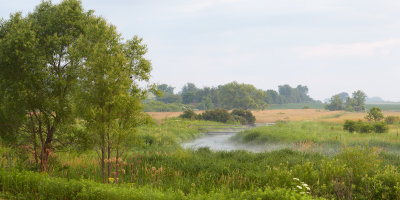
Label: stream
xmin=181 ymin=123 xmax=284 ymax=152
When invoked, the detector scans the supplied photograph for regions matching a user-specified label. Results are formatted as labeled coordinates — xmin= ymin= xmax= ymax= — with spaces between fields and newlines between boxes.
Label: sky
xmin=2 ymin=0 xmax=400 ymax=101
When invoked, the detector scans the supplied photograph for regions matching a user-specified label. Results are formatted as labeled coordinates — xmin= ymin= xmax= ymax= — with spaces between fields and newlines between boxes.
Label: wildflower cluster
xmin=292 ymin=178 xmax=311 ymax=194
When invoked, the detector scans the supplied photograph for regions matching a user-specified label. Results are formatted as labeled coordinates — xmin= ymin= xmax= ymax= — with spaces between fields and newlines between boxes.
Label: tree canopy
xmin=0 ymin=0 xmax=154 ymax=181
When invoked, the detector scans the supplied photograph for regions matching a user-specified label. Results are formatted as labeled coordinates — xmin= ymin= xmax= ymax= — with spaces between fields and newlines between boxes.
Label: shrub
xmin=343 ymin=120 xmax=357 ymax=133
xmin=359 ymin=123 xmax=373 ymax=133
xmin=179 ymin=110 xmax=198 ymax=120
xmin=231 ymin=109 xmax=256 ymax=124
xmin=373 ymin=122 xmax=389 ymax=133
xmin=343 ymin=120 xmax=388 ymax=133
xmin=199 ymin=108 xmax=233 ymax=123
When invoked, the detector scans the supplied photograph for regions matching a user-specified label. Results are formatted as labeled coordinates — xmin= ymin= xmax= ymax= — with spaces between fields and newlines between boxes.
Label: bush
xmin=199 ymin=108 xmax=233 ymax=123
xmin=359 ymin=123 xmax=373 ymax=133
xmin=179 ymin=110 xmax=198 ymax=120
xmin=231 ymin=109 xmax=256 ymax=124
xmin=373 ymin=122 xmax=389 ymax=133
xmin=343 ymin=120 xmax=388 ymax=133
xmin=343 ymin=120 xmax=357 ymax=133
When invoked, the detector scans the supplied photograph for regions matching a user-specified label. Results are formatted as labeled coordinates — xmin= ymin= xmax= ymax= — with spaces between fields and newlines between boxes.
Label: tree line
xmin=148 ymin=82 xmax=317 ymax=111
xmin=325 ymin=91 xmax=367 ymax=111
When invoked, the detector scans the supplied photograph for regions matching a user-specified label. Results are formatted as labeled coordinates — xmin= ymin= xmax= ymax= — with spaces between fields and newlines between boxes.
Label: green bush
xmin=231 ymin=109 xmax=256 ymax=124
xmin=373 ymin=122 xmax=389 ymax=133
xmin=359 ymin=123 xmax=373 ymax=133
xmin=179 ymin=110 xmax=198 ymax=120
xmin=199 ymin=108 xmax=233 ymax=123
xmin=343 ymin=120 xmax=388 ymax=133
xmin=343 ymin=120 xmax=358 ymax=133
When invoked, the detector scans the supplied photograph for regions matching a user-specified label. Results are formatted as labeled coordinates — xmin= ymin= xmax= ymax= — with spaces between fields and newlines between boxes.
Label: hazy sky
xmin=2 ymin=0 xmax=400 ymax=101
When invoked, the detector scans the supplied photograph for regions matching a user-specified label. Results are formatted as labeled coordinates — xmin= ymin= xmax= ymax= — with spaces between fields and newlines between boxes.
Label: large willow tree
xmin=0 ymin=0 xmax=153 ymax=177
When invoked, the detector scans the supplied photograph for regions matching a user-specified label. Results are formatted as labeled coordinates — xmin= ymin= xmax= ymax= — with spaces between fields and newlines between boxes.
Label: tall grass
xmin=233 ymin=121 xmax=400 ymax=153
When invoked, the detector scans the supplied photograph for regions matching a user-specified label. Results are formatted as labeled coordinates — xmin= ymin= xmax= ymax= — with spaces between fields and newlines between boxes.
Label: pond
xmin=181 ymin=123 xmax=284 ymax=152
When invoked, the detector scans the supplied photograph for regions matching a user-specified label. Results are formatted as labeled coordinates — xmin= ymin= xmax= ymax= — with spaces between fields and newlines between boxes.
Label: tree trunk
xmin=40 ymin=124 xmax=55 ymax=172
xmin=101 ymin=145 xmax=106 ymax=183
xmin=107 ymin=133 xmax=111 ymax=183
xmin=29 ymin=113 xmax=39 ymax=165
xmin=115 ymin=148 xmax=119 ymax=184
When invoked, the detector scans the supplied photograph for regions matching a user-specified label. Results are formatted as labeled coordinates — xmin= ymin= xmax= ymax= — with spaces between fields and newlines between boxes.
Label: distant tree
xmin=365 ymin=107 xmax=384 ymax=122
xmin=157 ymin=84 xmax=175 ymax=94
xmin=352 ymin=90 xmax=367 ymax=111
xmin=277 ymin=84 xmax=314 ymax=104
xmin=218 ymin=82 xmax=267 ymax=110
xmin=344 ymin=90 xmax=366 ymax=112
xmin=181 ymin=83 xmax=198 ymax=104
xmin=265 ymin=90 xmax=282 ymax=104
xmin=325 ymin=95 xmax=344 ymax=111
xmin=338 ymin=92 xmax=349 ymax=102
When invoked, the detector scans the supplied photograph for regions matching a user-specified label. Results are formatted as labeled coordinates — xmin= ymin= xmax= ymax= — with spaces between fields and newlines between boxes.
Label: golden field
xmin=147 ymin=109 xmax=400 ymax=123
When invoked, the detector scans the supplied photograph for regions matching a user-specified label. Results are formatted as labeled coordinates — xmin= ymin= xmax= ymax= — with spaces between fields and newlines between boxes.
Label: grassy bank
xmin=233 ymin=121 xmax=400 ymax=153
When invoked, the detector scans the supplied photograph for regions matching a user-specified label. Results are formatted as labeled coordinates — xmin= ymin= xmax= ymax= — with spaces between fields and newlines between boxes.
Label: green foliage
xmin=179 ymin=110 xmax=198 ymax=120
xmin=345 ymin=90 xmax=367 ymax=112
xmin=218 ymin=81 xmax=267 ymax=110
xmin=0 ymin=0 xmax=93 ymax=171
xmin=325 ymin=95 xmax=344 ymax=111
xmin=373 ymin=122 xmax=389 ymax=133
xmin=343 ymin=120 xmax=358 ymax=133
xmin=180 ymin=109 xmax=256 ymax=125
xmin=343 ymin=120 xmax=389 ymax=133
xmin=231 ymin=109 xmax=256 ymax=124
xmin=144 ymin=100 xmax=185 ymax=112
xmin=325 ymin=90 xmax=367 ymax=112
xmin=0 ymin=169 xmax=181 ymax=200
xmin=365 ymin=107 xmax=384 ymax=122
xmin=199 ymin=109 xmax=233 ymax=123
xmin=149 ymin=83 xmax=322 ymax=110
xmin=276 ymin=84 xmax=315 ymax=104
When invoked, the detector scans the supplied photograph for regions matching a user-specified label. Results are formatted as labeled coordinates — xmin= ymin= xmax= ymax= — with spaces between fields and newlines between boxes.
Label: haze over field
xmin=2 ymin=0 xmax=400 ymax=101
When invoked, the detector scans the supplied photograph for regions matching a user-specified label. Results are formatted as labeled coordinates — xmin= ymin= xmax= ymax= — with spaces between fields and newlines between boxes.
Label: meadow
xmin=2 ymin=110 xmax=400 ymax=199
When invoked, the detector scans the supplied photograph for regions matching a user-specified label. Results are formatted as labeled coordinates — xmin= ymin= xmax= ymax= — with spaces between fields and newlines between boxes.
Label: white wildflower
xmin=296 ymin=185 xmax=303 ymax=190
xmin=293 ymin=178 xmax=300 ymax=181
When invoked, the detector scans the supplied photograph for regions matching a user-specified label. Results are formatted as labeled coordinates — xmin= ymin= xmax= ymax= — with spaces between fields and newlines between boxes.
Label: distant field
xmin=366 ymin=103 xmax=400 ymax=111
xmin=268 ymin=103 xmax=400 ymax=111
xmin=147 ymin=109 xmax=400 ymax=123
xmin=268 ymin=103 xmax=325 ymax=109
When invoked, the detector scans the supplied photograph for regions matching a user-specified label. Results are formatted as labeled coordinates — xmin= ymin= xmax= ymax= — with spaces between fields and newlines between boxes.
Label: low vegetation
xmin=179 ymin=108 xmax=256 ymax=124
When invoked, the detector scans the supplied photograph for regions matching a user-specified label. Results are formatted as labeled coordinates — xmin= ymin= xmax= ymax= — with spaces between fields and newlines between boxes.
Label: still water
xmin=181 ymin=123 xmax=285 ymax=152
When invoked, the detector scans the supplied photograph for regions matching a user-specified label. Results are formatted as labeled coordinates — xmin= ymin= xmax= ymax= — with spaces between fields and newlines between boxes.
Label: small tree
xmin=365 ymin=107 xmax=384 ymax=122
xmin=325 ymin=95 xmax=344 ymax=111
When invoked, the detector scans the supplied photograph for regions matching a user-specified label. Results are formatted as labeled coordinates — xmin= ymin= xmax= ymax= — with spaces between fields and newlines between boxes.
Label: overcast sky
xmin=2 ymin=0 xmax=400 ymax=101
